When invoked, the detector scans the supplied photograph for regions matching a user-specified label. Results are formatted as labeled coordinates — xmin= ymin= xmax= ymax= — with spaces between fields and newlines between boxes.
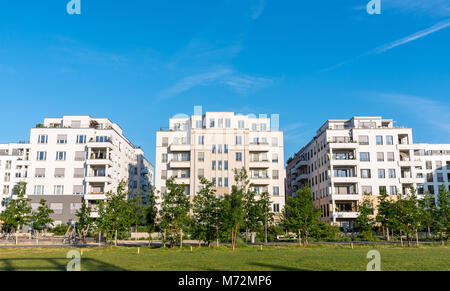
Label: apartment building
xmin=155 ymin=107 xmax=285 ymax=214
xmin=285 ymin=116 xmax=450 ymax=231
xmin=0 ymin=116 xmax=153 ymax=225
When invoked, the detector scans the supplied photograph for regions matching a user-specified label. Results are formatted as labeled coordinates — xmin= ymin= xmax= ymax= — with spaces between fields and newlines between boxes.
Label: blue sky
xmin=1 ymin=0 xmax=449 ymax=165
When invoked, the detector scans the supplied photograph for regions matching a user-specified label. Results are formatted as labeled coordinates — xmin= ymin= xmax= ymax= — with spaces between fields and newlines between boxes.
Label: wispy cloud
xmin=321 ymin=18 xmax=450 ymax=72
xmin=385 ymin=0 xmax=450 ymax=17
xmin=157 ymin=68 xmax=274 ymax=100
xmin=251 ymin=0 xmax=267 ymax=20
xmin=374 ymin=92 xmax=450 ymax=136
xmin=369 ymin=18 xmax=450 ymax=54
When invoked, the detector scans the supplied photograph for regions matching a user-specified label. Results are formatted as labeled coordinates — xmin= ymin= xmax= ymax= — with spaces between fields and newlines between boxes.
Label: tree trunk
xmin=298 ymin=230 xmax=302 ymax=246
xmin=98 ymin=232 xmax=101 ymax=247
xmin=386 ymin=227 xmax=390 ymax=241
xmin=427 ymin=227 xmax=431 ymax=238
xmin=416 ymin=231 xmax=419 ymax=246
xmin=234 ymin=224 xmax=239 ymax=250
xmin=114 ymin=229 xmax=118 ymax=247
xmin=180 ymin=229 xmax=183 ymax=249
xmin=231 ymin=227 xmax=235 ymax=251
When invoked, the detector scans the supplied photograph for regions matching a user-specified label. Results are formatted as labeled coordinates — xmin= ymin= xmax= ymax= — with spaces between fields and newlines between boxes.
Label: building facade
xmin=155 ymin=108 xmax=285 ymax=214
xmin=285 ymin=116 xmax=450 ymax=230
xmin=0 ymin=116 xmax=153 ymax=225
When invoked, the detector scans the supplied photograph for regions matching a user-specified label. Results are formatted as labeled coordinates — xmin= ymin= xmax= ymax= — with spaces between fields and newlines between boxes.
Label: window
xmin=53 ymin=186 xmax=64 ymax=195
xmin=70 ymin=203 xmax=82 ymax=214
xmin=55 ymin=168 xmax=65 ymax=178
xmin=218 ymin=161 xmax=222 ymax=170
xmin=436 ymin=161 xmax=443 ymax=169
xmin=379 ymin=186 xmax=387 ymax=195
xmin=198 ymin=169 xmax=204 ymax=178
xmin=236 ymin=136 xmax=242 ymax=145
xmin=252 ymin=123 xmax=257 ymax=131
xmin=195 ymin=120 xmax=202 ymax=129
xmin=427 ymin=173 xmax=434 ymax=182
xmin=162 ymin=153 xmax=168 ymax=163
xmin=33 ymin=185 xmax=44 ymax=195
xmin=212 ymin=144 xmax=216 ymax=154
xmin=427 ymin=185 xmax=435 ymax=194
xmin=57 ymin=135 xmax=67 ymax=144
xmin=390 ymin=186 xmax=397 ymax=195
xmin=261 ymin=124 xmax=267 ymax=131
xmin=224 ymin=177 xmax=229 ymax=187
xmin=212 ymin=161 xmax=216 ymax=170
xmin=387 ymin=152 xmax=395 ymax=162
xmin=74 ymin=168 xmax=85 ymax=178
xmin=218 ymin=145 xmax=222 ymax=154
xmin=209 ymin=119 xmax=215 ymax=128
xmin=218 ymin=119 xmax=223 ymax=128
xmin=37 ymin=151 xmax=47 ymax=161
xmin=426 ymin=161 xmax=432 ymax=170
xmin=218 ymin=178 xmax=223 ymax=187
xmin=162 ymin=137 xmax=168 ymax=147
xmin=236 ymin=152 xmax=242 ymax=162
xmin=96 ymin=136 xmax=108 ymax=142
xmin=359 ymin=135 xmax=369 ymax=145
xmin=388 ymin=169 xmax=396 ymax=178
xmin=272 ymin=153 xmax=279 ymax=163
xmin=386 ymin=136 xmax=393 ymax=145
xmin=437 ymin=173 xmax=444 ymax=183
xmin=273 ymin=204 xmax=280 ymax=213
xmin=360 ymin=152 xmax=370 ymax=161
xmin=378 ymin=169 xmax=385 ymax=179
xmin=272 ymin=137 xmax=278 ymax=147
xmin=361 ymin=169 xmax=371 ymax=178
xmin=161 ymin=170 xmax=167 ymax=180
xmin=272 ymin=170 xmax=279 ymax=180
xmin=50 ymin=203 xmax=63 ymax=214
xmin=56 ymin=151 xmax=66 ymax=161
xmin=362 ymin=186 xmax=372 ymax=195
xmin=3 ymin=185 xmax=9 ymax=195
xmin=377 ymin=152 xmax=384 ymax=162
xmin=238 ymin=120 xmax=244 ymax=129
xmin=35 ymin=168 xmax=45 ymax=178
xmin=376 ymin=136 xmax=383 ymax=145
xmin=198 ymin=136 xmax=204 ymax=145
xmin=273 ymin=186 xmax=280 ymax=196
xmin=224 ymin=144 xmax=229 ymax=154
xmin=38 ymin=135 xmax=48 ymax=144
xmin=75 ymin=151 xmax=86 ymax=161
xmin=224 ymin=161 xmax=229 ymax=170
xmin=73 ymin=185 xmax=84 ymax=195
xmin=198 ymin=152 xmax=204 ymax=162
xmin=76 ymin=135 xmax=86 ymax=144
xmin=225 ymin=119 xmax=231 ymax=128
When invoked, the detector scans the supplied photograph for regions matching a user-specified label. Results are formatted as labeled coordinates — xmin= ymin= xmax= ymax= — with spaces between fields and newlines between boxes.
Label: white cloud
xmin=385 ymin=0 xmax=450 ymax=17
xmin=251 ymin=0 xmax=267 ymax=20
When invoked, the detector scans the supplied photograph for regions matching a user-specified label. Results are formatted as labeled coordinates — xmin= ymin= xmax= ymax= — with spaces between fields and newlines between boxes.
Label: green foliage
xmin=356 ymin=197 xmax=374 ymax=240
xmin=144 ymin=187 xmax=158 ymax=235
xmin=310 ymin=222 xmax=341 ymax=241
xmin=159 ymin=178 xmax=190 ymax=247
xmin=75 ymin=201 xmax=93 ymax=232
xmin=282 ymin=186 xmax=320 ymax=244
xmin=191 ymin=178 xmax=223 ymax=245
xmin=32 ymin=199 xmax=54 ymax=231
xmin=48 ymin=224 xmax=70 ymax=235
xmin=0 ymin=182 xmax=32 ymax=233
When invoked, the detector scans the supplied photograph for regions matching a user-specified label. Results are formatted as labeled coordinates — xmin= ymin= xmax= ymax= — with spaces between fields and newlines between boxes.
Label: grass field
xmin=0 ymin=244 xmax=448 ymax=271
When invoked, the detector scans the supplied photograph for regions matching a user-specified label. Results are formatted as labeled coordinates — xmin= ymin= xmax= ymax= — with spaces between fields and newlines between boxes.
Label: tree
xmin=75 ymin=201 xmax=93 ymax=242
xmin=144 ymin=187 xmax=158 ymax=246
xmin=418 ymin=191 xmax=436 ymax=238
xmin=0 ymin=182 xmax=32 ymax=237
xmin=392 ymin=191 xmax=422 ymax=246
xmin=192 ymin=178 xmax=222 ymax=246
xmin=128 ymin=190 xmax=147 ymax=235
xmin=32 ymin=199 xmax=54 ymax=235
xmin=243 ymin=184 xmax=261 ymax=242
xmin=356 ymin=196 xmax=374 ymax=240
xmin=222 ymin=169 xmax=247 ymax=251
xmin=434 ymin=186 xmax=449 ymax=241
xmin=376 ymin=188 xmax=395 ymax=240
xmin=258 ymin=191 xmax=274 ymax=243
xmin=159 ymin=178 xmax=190 ymax=248
xmin=282 ymin=186 xmax=320 ymax=245
xmin=97 ymin=181 xmax=134 ymax=246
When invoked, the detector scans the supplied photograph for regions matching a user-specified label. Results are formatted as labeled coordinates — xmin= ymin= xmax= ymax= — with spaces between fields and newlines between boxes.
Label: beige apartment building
xmin=155 ymin=107 xmax=285 ymax=214
xmin=285 ymin=116 xmax=450 ymax=230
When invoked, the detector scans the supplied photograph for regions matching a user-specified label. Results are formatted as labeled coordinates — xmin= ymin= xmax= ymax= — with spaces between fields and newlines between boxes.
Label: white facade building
xmin=0 ymin=116 xmax=153 ymax=224
xmin=286 ymin=116 xmax=450 ymax=230
xmin=155 ymin=107 xmax=285 ymax=214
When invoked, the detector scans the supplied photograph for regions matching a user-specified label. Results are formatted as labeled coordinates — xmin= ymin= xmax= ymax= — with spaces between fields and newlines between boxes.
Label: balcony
xmin=250 ymin=177 xmax=271 ymax=185
xmin=399 ymin=177 xmax=417 ymax=184
xmin=332 ymin=212 xmax=360 ymax=219
xmin=86 ymin=158 xmax=113 ymax=167
xmin=249 ymin=142 xmax=270 ymax=152
xmin=398 ymin=159 xmax=421 ymax=167
xmin=331 ymin=158 xmax=358 ymax=166
xmin=87 ymin=140 xmax=114 ymax=149
xmin=249 ymin=160 xmax=270 ymax=169
xmin=170 ymin=144 xmax=191 ymax=152
xmin=169 ymin=160 xmax=191 ymax=168
xmin=333 ymin=175 xmax=358 ymax=183
xmin=85 ymin=194 xmax=107 ymax=201
xmin=174 ymin=177 xmax=190 ymax=185
xmin=85 ymin=175 xmax=112 ymax=184
xmin=332 ymin=194 xmax=361 ymax=201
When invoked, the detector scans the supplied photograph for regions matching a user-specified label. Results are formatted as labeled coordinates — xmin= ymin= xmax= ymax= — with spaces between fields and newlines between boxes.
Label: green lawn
xmin=0 ymin=244 xmax=448 ymax=271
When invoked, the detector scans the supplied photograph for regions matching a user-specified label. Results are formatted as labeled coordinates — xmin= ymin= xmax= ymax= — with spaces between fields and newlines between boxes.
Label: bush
xmin=311 ymin=222 xmax=341 ymax=241
xmin=48 ymin=224 xmax=70 ymax=236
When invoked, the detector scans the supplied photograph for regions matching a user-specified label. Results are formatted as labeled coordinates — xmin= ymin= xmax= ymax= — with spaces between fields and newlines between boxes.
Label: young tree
xmin=128 ymin=190 xmax=147 ymax=235
xmin=434 ymin=186 xmax=449 ymax=241
xmin=75 ymin=201 xmax=93 ymax=242
xmin=144 ymin=187 xmax=158 ymax=246
xmin=258 ymin=191 xmax=274 ymax=243
xmin=392 ymin=192 xmax=422 ymax=246
xmin=418 ymin=191 xmax=436 ymax=238
xmin=376 ymin=188 xmax=395 ymax=240
xmin=159 ymin=178 xmax=190 ymax=248
xmin=222 ymin=169 xmax=247 ymax=251
xmin=282 ymin=186 xmax=320 ymax=245
xmin=0 ymin=182 xmax=32 ymax=238
xmin=97 ymin=180 xmax=134 ymax=246
xmin=32 ymin=199 xmax=54 ymax=235
xmin=356 ymin=196 xmax=374 ymax=240
xmin=192 ymin=178 xmax=222 ymax=246
xmin=243 ymin=185 xmax=261 ymax=243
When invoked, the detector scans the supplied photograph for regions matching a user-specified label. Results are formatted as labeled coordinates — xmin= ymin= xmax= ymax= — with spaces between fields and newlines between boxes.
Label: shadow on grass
xmin=0 ymin=258 xmax=127 ymax=271
xmin=249 ymin=262 xmax=330 ymax=271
